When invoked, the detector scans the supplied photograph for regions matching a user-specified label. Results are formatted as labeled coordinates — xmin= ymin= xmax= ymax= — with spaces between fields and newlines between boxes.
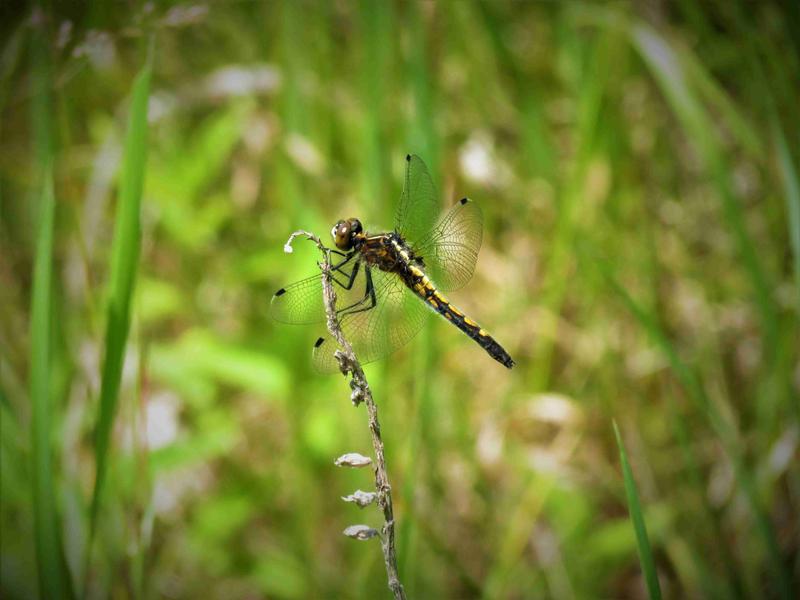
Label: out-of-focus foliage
xmin=1 ymin=1 xmax=798 ymax=598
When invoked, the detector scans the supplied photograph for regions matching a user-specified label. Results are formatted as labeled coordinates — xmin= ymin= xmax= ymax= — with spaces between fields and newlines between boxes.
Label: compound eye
xmin=332 ymin=221 xmax=352 ymax=250
xmin=332 ymin=220 xmax=348 ymax=240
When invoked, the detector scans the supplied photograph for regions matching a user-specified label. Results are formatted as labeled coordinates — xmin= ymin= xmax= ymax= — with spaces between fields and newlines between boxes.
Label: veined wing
xmin=412 ymin=197 xmax=483 ymax=292
xmin=270 ymin=273 xmax=326 ymax=324
xmin=395 ymin=154 xmax=440 ymax=248
xmin=270 ymin=257 xmax=371 ymax=325
xmin=312 ymin=268 xmax=429 ymax=373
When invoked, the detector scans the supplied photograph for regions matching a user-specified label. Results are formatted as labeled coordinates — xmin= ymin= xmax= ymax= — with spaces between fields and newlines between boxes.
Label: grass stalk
xmin=613 ymin=421 xmax=663 ymax=600
xmin=30 ymin=167 xmax=73 ymax=600
xmin=774 ymin=122 xmax=800 ymax=317
xmin=87 ymin=46 xmax=152 ymax=562
xmin=29 ymin=5 xmax=73 ymax=597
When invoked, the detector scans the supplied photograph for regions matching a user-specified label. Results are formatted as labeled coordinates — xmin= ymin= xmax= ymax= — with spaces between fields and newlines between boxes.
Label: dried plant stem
xmin=285 ymin=230 xmax=406 ymax=600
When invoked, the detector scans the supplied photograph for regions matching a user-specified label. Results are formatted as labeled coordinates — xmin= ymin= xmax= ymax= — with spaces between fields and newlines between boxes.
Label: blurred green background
xmin=1 ymin=1 xmax=799 ymax=598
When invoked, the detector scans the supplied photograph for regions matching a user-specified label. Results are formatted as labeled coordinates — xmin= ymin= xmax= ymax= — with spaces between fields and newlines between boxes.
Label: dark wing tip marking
xmin=314 ymin=337 xmax=326 ymax=348
xmin=275 ymin=288 xmax=286 ymax=296
xmin=405 ymin=153 xmax=411 ymax=161
xmin=460 ymin=197 xmax=469 ymax=205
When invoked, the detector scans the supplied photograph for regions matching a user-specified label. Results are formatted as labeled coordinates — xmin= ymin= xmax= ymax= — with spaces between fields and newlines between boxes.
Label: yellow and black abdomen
xmin=405 ymin=266 xmax=515 ymax=369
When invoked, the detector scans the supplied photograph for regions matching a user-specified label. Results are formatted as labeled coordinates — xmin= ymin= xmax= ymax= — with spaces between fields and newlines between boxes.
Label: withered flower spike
xmin=334 ymin=453 xmax=372 ymax=468
xmin=282 ymin=229 xmax=405 ymax=599
xmin=342 ymin=490 xmax=378 ymax=508
xmin=343 ymin=524 xmax=379 ymax=540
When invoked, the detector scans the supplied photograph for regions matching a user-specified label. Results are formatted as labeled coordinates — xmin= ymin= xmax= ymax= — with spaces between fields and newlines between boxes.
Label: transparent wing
xmin=395 ymin=154 xmax=440 ymax=247
xmin=412 ymin=198 xmax=483 ymax=292
xmin=312 ymin=268 xmax=429 ymax=374
xmin=270 ymin=257 xmax=372 ymax=325
xmin=270 ymin=273 xmax=326 ymax=324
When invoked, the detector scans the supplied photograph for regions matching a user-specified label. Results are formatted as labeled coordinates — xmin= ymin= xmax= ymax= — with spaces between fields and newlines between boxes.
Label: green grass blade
xmin=30 ymin=168 xmax=72 ymax=600
xmin=613 ymin=421 xmax=662 ymax=600
xmin=29 ymin=5 xmax=72 ymax=597
xmin=89 ymin=51 xmax=152 ymax=537
xmin=774 ymin=122 xmax=800 ymax=316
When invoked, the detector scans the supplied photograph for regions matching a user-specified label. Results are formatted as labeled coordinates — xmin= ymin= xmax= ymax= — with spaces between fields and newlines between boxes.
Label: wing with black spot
xmin=412 ymin=197 xmax=483 ymax=292
xmin=270 ymin=257 xmax=371 ymax=324
xmin=395 ymin=154 xmax=440 ymax=248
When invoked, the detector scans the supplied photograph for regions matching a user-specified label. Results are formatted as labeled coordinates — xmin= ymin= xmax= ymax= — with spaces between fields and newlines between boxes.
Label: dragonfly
xmin=271 ymin=154 xmax=515 ymax=373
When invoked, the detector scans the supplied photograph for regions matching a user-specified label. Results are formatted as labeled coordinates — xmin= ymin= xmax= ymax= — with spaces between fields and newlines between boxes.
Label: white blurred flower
xmin=72 ymin=30 xmax=116 ymax=70
xmin=152 ymin=466 xmax=211 ymax=515
xmin=286 ymin=133 xmax=324 ymax=175
xmin=768 ymin=426 xmax=798 ymax=475
xmin=56 ymin=21 xmax=73 ymax=49
xmin=161 ymin=4 xmax=208 ymax=27
xmin=145 ymin=391 xmax=180 ymax=450
xmin=459 ymin=134 xmax=495 ymax=184
xmin=204 ymin=65 xmax=280 ymax=98
xmin=477 ymin=419 xmax=503 ymax=466
xmin=525 ymin=393 xmax=578 ymax=424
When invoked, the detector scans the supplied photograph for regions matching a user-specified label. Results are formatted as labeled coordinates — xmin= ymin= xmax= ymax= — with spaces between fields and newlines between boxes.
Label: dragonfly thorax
xmin=331 ymin=218 xmax=364 ymax=251
xmin=359 ymin=231 xmax=424 ymax=275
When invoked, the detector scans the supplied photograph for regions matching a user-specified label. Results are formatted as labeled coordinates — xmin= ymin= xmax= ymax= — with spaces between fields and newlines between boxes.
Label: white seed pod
xmin=341 ymin=490 xmax=377 ymax=508
xmin=343 ymin=525 xmax=379 ymax=540
xmin=334 ymin=453 xmax=372 ymax=468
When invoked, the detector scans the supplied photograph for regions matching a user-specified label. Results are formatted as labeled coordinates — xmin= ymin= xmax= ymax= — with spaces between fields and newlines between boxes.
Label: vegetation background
xmin=1 ymin=1 xmax=798 ymax=598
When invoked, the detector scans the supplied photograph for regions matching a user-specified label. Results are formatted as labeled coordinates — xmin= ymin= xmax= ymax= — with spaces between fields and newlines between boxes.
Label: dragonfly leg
xmin=329 ymin=251 xmax=355 ymax=271
xmin=338 ymin=265 xmax=377 ymax=317
xmin=332 ymin=261 xmax=376 ymax=315
xmin=330 ymin=256 xmax=361 ymax=290
xmin=327 ymin=252 xmax=359 ymax=288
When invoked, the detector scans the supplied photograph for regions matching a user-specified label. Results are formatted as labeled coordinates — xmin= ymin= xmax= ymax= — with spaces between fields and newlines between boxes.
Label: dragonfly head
xmin=331 ymin=218 xmax=363 ymax=251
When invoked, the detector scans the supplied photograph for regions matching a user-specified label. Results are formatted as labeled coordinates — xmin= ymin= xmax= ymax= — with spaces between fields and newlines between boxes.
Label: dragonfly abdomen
xmin=406 ymin=268 xmax=515 ymax=369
